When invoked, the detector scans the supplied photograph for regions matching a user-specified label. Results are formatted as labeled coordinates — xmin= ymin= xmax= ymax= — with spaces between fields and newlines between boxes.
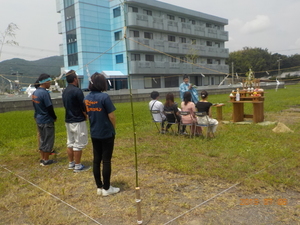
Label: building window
xmin=180 ymin=57 xmax=187 ymax=63
xmin=144 ymin=32 xmax=153 ymax=39
xmin=68 ymin=54 xmax=78 ymax=66
xmin=131 ymin=54 xmax=141 ymax=61
xmin=190 ymin=19 xmax=196 ymax=25
xmin=65 ymin=5 xmax=75 ymax=20
xmin=215 ymin=42 xmax=220 ymax=48
xmin=64 ymin=0 xmax=74 ymax=8
xmin=179 ymin=37 xmax=186 ymax=43
xmin=180 ymin=17 xmax=186 ymax=23
xmin=66 ymin=31 xmax=77 ymax=43
xmin=191 ymin=39 xmax=196 ymax=45
xmin=206 ymin=41 xmax=212 ymax=46
xmin=115 ymin=31 xmax=122 ymax=40
xmin=207 ymin=59 xmax=213 ymax=64
xmin=216 ymin=59 xmax=221 ymax=64
xmin=116 ymin=54 xmax=123 ymax=63
xmin=165 ymin=76 xmax=178 ymax=88
xmin=113 ymin=7 xmax=121 ymax=18
xmin=131 ymin=30 xmax=139 ymax=37
xmin=167 ymin=15 xmax=175 ymax=20
xmin=168 ymin=35 xmax=176 ymax=42
xmin=145 ymin=76 xmax=161 ymax=88
xmin=129 ymin=6 xmax=138 ymax=13
xmin=206 ymin=23 xmax=212 ymax=28
xmin=67 ymin=42 xmax=77 ymax=54
xmin=143 ymin=9 xmax=152 ymax=15
xmin=171 ymin=57 xmax=176 ymax=62
xmin=65 ymin=18 xmax=76 ymax=31
xmin=145 ymin=55 xmax=154 ymax=61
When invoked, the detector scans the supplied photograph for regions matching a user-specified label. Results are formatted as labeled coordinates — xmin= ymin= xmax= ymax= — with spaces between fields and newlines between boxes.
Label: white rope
xmin=163 ymin=183 xmax=239 ymax=225
xmin=164 ymin=149 xmax=300 ymax=224
xmin=0 ymin=165 xmax=103 ymax=225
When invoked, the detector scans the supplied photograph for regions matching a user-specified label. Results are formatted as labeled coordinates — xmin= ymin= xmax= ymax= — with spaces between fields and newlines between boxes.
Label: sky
xmin=1 ymin=0 xmax=300 ymax=62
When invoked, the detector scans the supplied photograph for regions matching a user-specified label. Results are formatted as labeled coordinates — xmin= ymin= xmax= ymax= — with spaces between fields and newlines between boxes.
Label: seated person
xmin=164 ymin=92 xmax=181 ymax=132
xmin=149 ymin=91 xmax=166 ymax=133
xmin=195 ymin=90 xmax=219 ymax=135
xmin=180 ymin=91 xmax=201 ymax=135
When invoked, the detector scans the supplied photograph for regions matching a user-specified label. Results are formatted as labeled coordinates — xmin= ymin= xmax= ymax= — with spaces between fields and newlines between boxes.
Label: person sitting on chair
xmin=164 ymin=92 xmax=181 ymax=133
xmin=180 ymin=91 xmax=201 ymax=135
xmin=149 ymin=91 xmax=166 ymax=133
xmin=195 ymin=90 xmax=219 ymax=136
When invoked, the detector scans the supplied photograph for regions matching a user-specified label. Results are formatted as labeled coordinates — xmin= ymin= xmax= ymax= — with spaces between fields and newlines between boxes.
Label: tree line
xmin=226 ymin=47 xmax=300 ymax=78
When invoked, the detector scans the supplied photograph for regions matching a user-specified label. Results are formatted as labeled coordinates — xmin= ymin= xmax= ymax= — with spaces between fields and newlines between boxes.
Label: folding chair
xmin=195 ymin=112 xmax=215 ymax=138
xmin=150 ymin=110 xmax=164 ymax=133
xmin=164 ymin=110 xmax=179 ymax=135
xmin=179 ymin=111 xmax=194 ymax=138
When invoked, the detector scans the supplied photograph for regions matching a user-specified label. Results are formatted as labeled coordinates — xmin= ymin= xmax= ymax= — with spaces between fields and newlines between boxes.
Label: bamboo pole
xmin=122 ymin=1 xmax=143 ymax=224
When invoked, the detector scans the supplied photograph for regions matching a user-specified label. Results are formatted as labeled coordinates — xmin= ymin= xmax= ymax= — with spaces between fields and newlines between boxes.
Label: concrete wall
xmin=0 ymin=83 xmax=285 ymax=113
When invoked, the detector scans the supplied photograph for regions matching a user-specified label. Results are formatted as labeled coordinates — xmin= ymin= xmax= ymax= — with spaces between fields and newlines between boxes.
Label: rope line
xmin=163 ymin=183 xmax=239 ymax=225
xmin=0 ymin=165 xmax=103 ymax=225
xmin=163 ymin=148 xmax=300 ymax=224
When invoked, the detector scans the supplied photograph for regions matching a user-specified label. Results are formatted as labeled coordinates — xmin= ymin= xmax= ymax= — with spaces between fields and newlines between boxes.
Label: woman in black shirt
xmin=164 ymin=92 xmax=181 ymax=132
xmin=195 ymin=90 xmax=219 ymax=135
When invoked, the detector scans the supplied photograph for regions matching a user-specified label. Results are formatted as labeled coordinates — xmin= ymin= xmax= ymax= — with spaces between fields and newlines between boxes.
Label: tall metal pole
xmin=231 ymin=62 xmax=234 ymax=84
xmin=122 ymin=1 xmax=142 ymax=224
xmin=277 ymin=58 xmax=281 ymax=77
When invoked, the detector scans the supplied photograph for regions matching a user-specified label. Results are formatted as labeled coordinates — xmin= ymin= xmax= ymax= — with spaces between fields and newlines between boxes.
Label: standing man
xmin=32 ymin=74 xmax=57 ymax=166
xmin=179 ymin=74 xmax=199 ymax=104
xmin=62 ymin=70 xmax=89 ymax=172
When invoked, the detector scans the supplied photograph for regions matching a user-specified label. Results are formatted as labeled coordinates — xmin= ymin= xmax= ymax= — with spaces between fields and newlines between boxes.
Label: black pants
xmin=91 ymin=136 xmax=115 ymax=190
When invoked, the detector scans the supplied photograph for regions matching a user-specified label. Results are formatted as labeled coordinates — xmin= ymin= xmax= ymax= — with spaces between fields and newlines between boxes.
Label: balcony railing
xmin=129 ymin=61 xmax=229 ymax=75
xmin=126 ymin=12 xmax=228 ymax=41
xmin=127 ymin=37 xmax=229 ymax=58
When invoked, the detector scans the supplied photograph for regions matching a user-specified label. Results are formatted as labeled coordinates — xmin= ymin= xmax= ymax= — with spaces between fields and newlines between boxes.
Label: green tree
xmin=227 ymin=47 xmax=276 ymax=77
xmin=227 ymin=47 xmax=300 ymax=78
xmin=0 ymin=23 xmax=19 ymax=60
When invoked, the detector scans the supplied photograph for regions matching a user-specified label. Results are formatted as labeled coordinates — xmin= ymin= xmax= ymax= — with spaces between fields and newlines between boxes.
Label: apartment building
xmin=56 ymin=0 xmax=229 ymax=90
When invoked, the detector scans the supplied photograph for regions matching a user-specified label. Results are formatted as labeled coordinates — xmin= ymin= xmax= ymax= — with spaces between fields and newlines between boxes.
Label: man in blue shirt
xmin=179 ymin=74 xmax=199 ymax=104
xmin=32 ymin=74 xmax=57 ymax=166
xmin=62 ymin=70 xmax=89 ymax=172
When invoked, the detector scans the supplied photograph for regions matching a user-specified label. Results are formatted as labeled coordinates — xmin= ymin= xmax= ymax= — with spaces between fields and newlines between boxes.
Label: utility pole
xmin=277 ymin=58 xmax=282 ymax=77
xmin=231 ymin=62 xmax=234 ymax=84
xmin=11 ymin=70 xmax=23 ymax=93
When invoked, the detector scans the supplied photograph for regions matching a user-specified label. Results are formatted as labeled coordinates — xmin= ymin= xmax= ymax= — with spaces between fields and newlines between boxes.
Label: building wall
xmin=57 ymin=0 xmax=229 ymax=90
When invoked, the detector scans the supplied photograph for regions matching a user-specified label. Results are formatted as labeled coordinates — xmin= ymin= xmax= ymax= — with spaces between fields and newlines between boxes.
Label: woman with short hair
xmin=84 ymin=72 xmax=120 ymax=196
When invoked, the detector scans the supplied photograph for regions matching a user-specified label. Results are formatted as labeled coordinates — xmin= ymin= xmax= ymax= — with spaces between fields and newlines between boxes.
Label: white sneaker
xmin=97 ymin=188 xmax=102 ymax=196
xmin=102 ymin=186 xmax=120 ymax=197
xmin=68 ymin=161 xmax=75 ymax=170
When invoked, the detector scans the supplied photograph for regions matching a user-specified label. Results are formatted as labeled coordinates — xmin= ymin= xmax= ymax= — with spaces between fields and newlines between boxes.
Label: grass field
xmin=0 ymin=84 xmax=300 ymax=224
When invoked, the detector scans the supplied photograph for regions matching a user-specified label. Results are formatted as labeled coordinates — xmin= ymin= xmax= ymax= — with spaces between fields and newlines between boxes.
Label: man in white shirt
xmin=149 ymin=91 xmax=166 ymax=133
